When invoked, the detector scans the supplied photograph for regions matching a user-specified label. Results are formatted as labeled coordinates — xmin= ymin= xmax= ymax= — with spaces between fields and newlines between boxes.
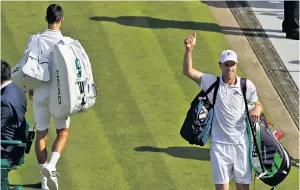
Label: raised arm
xmin=183 ymin=33 xmax=203 ymax=84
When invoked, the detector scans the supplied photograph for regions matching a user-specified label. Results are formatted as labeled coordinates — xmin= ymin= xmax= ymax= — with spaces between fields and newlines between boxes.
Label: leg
xmin=42 ymin=117 xmax=70 ymax=190
xmin=235 ymin=183 xmax=249 ymax=190
xmin=48 ymin=117 xmax=70 ymax=168
xmin=210 ymin=143 xmax=234 ymax=190
xmin=33 ymin=92 xmax=51 ymax=165
xmin=52 ymin=127 xmax=69 ymax=154
xmin=33 ymin=88 xmax=51 ymax=190
xmin=233 ymin=143 xmax=252 ymax=190
xmin=215 ymin=184 xmax=230 ymax=190
xmin=35 ymin=129 xmax=49 ymax=164
xmin=35 ymin=129 xmax=50 ymax=190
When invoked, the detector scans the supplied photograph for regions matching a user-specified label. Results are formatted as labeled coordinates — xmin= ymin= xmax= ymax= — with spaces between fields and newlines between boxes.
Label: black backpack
xmin=180 ymin=77 xmax=219 ymax=146
xmin=241 ymin=78 xmax=291 ymax=189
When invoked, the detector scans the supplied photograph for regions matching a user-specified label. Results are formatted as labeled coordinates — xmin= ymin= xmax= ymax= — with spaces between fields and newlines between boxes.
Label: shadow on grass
xmin=90 ymin=16 xmax=285 ymax=39
xmin=10 ymin=182 xmax=41 ymax=189
xmin=290 ymin=156 xmax=300 ymax=169
xmin=134 ymin=146 xmax=210 ymax=161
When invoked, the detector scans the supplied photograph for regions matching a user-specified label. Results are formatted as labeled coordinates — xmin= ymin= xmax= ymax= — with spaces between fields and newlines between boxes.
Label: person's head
xmin=218 ymin=49 xmax=238 ymax=81
xmin=45 ymin=4 xmax=64 ymax=27
xmin=1 ymin=60 xmax=11 ymax=84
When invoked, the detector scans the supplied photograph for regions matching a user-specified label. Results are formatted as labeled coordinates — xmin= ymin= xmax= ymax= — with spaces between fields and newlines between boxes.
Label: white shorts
xmin=33 ymin=84 xmax=70 ymax=131
xmin=210 ymin=142 xmax=252 ymax=184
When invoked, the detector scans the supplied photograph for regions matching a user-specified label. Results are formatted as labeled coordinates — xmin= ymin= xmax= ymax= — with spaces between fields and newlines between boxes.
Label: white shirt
xmin=199 ymin=73 xmax=258 ymax=144
xmin=25 ymin=29 xmax=64 ymax=99
xmin=25 ymin=29 xmax=63 ymax=72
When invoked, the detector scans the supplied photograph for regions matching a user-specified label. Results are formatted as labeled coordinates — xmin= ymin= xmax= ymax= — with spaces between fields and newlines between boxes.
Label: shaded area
xmin=268 ymin=68 xmax=299 ymax=73
xmin=290 ymin=156 xmax=300 ymax=169
xmin=289 ymin=60 xmax=300 ymax=65
xmin=10 ymin=182 xmax=41 ymax=189
xmin=202 ymin=0 xmax=283 ymax=10
xmin=90 ymin=16 xmax=284 ymax=39
xmin=134 ymin=146 xmax=210 ymax=161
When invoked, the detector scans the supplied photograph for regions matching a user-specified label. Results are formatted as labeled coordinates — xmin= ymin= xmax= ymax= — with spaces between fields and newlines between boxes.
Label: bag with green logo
xmin=49 ymin=36 xmax=98 ymax=118
xmin=241 ymin=78 xmax=291 ymax=189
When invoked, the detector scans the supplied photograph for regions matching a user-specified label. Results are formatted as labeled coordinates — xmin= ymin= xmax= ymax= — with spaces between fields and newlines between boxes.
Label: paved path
xmin=246 ymin=0 xmax=299 ymax=89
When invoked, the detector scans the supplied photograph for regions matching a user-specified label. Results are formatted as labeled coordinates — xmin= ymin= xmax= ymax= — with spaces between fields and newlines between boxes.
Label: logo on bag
xmin=75 ymin=58 xmax=82 ymax=78
xmin=57 ymin=70 xmax=61 ymax=104
xmin=75 ymin=57 xmax=84 ymax=94
xmin=252 ymin=125 xmax=258 ymax=157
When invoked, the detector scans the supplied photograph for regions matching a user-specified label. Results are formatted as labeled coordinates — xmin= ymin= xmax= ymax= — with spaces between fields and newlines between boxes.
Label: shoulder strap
xmin=212 ymin=77 xmax=220 ymax=105
xmin=205 ymin=77 xmax=219 ymax=95
xmin=240 ymin=77 xmax=265 ymax=173
xmin=60 ymin=36 xmax=75 ymax=45
xmin=203 ymin=77 xmax=220 ymax=105
xmin=240 ymin=77 xmax=247 ymax=101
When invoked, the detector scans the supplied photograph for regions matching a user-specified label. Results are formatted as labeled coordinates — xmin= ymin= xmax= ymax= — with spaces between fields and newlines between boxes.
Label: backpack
xmin=49 ymin=37 xmax=98 ymax=118
xmin=11 ymin=33 xmax=51 ymax=92
xmin=241 ymin=78 xmax=291 ymax=189
xmin=180 ymin=77 xmax=219 ymax=146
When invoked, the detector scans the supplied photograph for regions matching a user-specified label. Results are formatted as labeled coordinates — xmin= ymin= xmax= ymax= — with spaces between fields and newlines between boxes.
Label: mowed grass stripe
xmin=140 ymin=2 xmax=229 ymax=102
xmin=59 ymin=111 xmax=130 ymax=190
xmin=1 ymin=3 xmax=40 ymax=187
xmin=61 ymin=2 xmax=178 ymax=189
xmin=91 ymin=2 xmax=215 ymax=189
xmin=1 ymin=8 xmax=22 ymax=66
xmin=92 ymin=3 xmax=188 ymax=189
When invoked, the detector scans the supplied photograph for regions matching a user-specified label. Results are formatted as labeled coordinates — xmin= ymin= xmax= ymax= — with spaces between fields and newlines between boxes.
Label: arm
xmin=1 ymin=100 xmax=15 ymax=140
xmin=253 ymin=100 xmax=263 ymax=114
xmin=246 ymin=80 xmax=263 ymax=122
xmin=183 ymin=33 xmax=203 ymax=84
xmin=1 ymin=100 xmax=14 ymax=128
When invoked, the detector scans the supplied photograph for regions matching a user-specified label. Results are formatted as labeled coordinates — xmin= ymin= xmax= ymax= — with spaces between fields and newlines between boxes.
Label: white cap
xmin=220 ymin=49 xmax=238 ymax=64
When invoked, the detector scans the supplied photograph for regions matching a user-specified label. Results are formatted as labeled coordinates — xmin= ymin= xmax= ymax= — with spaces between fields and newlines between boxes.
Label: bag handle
xmin=212 ymin=77 xmax=220 ymax=105
xmin=203 ymin=77 xmax=220 ymax=106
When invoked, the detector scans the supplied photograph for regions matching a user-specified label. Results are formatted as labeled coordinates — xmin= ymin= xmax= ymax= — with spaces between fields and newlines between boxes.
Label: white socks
xmin=40 ymin=163 xmax=48 ymax=169
xmin=48 ymin=152 xmax=61 ymax=169
xmin=40 ymin=163 xmax=48 ymax=181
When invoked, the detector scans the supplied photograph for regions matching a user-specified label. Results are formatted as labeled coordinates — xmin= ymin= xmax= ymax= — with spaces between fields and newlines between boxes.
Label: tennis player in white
xmin=25 ymin=4 xmax=69 ymax=190
xmin=182 ymin=33 xmax=263 ymax=190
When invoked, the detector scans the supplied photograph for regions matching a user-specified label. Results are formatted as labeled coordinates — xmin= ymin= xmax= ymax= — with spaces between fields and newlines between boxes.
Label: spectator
xmin=1 ymin=60 xmax=27 ymax=165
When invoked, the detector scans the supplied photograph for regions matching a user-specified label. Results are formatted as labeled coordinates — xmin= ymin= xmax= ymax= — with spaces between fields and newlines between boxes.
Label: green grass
xmin=1 ymin=1 xmax=299 ymax=190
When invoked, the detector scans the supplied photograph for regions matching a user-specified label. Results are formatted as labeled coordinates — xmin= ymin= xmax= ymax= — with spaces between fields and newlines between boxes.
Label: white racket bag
xmin=49 ymin=37 xmax=98 ymax=118
xmin=11 ymin=34 xmax=51 ymax=92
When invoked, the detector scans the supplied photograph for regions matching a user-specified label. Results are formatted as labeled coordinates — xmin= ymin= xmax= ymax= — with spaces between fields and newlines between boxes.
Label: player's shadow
xmin=90 ymin=16 xmax=284 ymax=39
xmin=290 ymin=156 xmax=300 ymax=169
xmin=10 ymin=182 xmax=41 ymax=189
xmin=134 ymin=146 xmax=210 ymax=161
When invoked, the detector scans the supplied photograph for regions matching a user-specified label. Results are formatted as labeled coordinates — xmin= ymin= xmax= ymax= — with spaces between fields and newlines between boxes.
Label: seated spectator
xmin=1 ymin=60 xmax=27 ymax=165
